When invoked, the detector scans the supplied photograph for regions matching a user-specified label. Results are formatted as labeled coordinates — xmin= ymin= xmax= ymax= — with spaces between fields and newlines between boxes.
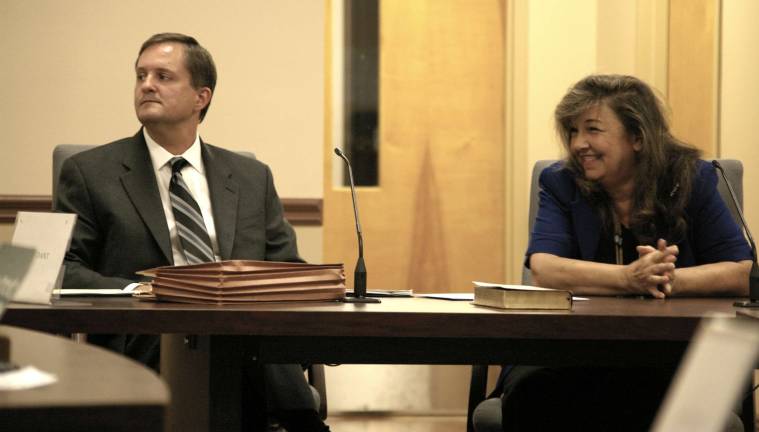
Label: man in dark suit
xmin=55 ymin=33 xmax=329 ymax=432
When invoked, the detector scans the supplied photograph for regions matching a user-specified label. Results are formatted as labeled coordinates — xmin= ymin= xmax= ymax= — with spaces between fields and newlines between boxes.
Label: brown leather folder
xmin=135 ymin=260 xmax=345 ymax=304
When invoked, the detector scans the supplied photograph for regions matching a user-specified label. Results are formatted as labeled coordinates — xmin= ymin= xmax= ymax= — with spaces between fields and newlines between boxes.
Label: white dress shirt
xmin=143 ymin=129 xmax=221 ymax=265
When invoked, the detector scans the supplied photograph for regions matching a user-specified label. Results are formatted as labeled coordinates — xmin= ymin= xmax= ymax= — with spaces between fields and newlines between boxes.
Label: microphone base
xmin=342 ymin=296 xmax=381 ymax=304
xmin=733 ymin=300 xmax=759 ymax=308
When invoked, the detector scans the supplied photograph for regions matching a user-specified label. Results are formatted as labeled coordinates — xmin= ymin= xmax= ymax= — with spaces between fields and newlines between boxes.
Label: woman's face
xmin=569 ymin=102 xmax=642 ymax=191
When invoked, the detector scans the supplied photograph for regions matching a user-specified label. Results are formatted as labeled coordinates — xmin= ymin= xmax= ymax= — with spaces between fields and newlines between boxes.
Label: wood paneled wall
xmin=668 ymin=0 xmax=720 ymax=156
xmin=324 ymin=0 xmax=505 ymax=293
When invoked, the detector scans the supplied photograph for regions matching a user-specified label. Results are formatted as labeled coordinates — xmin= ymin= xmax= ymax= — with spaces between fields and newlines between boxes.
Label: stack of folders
xmin=136 ymin=260 xmax=346 ymax=304
xmin=472 ymin=281 xmax=572 ymax=310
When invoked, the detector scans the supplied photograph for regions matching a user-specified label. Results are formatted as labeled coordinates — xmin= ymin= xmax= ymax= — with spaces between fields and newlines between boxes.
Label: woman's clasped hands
xmin=626 ymin=239 xmax=679 ymax=298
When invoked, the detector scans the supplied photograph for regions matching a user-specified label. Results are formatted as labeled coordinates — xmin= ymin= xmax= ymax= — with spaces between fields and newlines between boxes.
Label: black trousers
xmin=500 ymin=365 xmax=675 ymax=432
xmin=88 ymin=333 xmax=160 ymax=370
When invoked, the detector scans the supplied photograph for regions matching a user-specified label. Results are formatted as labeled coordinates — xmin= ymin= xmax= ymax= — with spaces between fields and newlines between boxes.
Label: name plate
xmin=11 ymin=212 xmax=76 ymax=304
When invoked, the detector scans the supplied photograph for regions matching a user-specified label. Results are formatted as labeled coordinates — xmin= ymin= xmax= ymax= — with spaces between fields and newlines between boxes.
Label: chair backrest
xmin=51 ymin=144 xmax=256 ymax=206
xmin=522 ymin=159 xmax=745 ymax=284
xmin=52 ymin=145 xmax=96 ymax=207
xmin=522 ymin=160 xmax=556 ymax=284
xmin=713 ymin=159 xmax=744 ymax=225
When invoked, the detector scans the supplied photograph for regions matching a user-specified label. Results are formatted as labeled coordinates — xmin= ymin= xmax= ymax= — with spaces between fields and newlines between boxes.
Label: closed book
xmin=473 ymin=282 xmax=571 ymax=310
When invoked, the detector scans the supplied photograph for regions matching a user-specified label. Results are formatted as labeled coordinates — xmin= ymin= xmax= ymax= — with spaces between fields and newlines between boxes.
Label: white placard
xmin=11 ymin=212 xmax=76 ymax=304
xmin=652 ymin=316 xmax=759 ymax=432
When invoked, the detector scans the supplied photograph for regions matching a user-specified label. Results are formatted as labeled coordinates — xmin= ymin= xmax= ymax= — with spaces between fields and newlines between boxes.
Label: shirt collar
xmin=143 ymin=128 xmax=204 ymax=174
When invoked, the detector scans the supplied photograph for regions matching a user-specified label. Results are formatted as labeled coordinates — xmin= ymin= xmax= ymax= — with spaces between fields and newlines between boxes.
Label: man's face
xmin=134 ymin=42 xmax=208 ymax=126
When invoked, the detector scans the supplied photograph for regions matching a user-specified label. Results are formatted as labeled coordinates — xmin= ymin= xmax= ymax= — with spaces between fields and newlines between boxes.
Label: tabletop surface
xmin=2 ymin=296 xmax=742 ymax=341
xmin=0 ymin=325 xmax=168 ymax=409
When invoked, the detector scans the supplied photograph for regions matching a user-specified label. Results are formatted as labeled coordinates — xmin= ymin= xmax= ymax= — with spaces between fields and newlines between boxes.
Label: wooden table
xmin=2 ymin=296 xmax=744 ymax=431
xmin=0 ymin=325 xmax=168 ymax=432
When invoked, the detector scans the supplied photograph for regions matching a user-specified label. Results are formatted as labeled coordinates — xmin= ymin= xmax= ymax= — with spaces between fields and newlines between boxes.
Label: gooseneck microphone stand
xmin=335 ymin=148 xmax=380 ymax=303
xmin=712 ymin=160 xmax=759 ymax=307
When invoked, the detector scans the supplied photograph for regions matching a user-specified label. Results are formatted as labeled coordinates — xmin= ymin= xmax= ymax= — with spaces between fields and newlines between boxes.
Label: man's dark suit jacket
xmin=55 ymin=130 xmax=301 ymax=365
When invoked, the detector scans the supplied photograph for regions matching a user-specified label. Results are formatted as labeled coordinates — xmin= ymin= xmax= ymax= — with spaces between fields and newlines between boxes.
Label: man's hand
xmin=626 ymin=239 xmax=678 ymax=298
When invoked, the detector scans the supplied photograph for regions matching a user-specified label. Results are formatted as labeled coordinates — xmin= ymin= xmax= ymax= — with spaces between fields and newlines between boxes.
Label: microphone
xmin=334 ymin=148 xmax=380 ymax=303
xmin=712 ymin=160 xmax=759 ymax=307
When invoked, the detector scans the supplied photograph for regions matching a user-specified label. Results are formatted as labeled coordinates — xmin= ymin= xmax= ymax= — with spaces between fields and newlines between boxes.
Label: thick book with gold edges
xmin=472 ymin=281 xmax=572 ymax=310
xmin=135 ymin=260 xmax=345 ymax=304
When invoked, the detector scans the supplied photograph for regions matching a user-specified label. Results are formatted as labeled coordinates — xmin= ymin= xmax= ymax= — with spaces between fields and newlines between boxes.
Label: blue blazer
xmin=526 ymin=160 xmax=752 ymax=267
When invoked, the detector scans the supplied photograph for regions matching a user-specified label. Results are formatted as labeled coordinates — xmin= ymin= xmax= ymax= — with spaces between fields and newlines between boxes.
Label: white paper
xmin=11 ymin=212 xmax=76 ymax=304
xmin=0 ymin=366 xmax=58 ymax=391
xmin=59 ymin=288 xmax=133 ymax=297
xmin=366 ymin=289 xmax=413 ymax=297
xmin=415 ymin=293 xmax=474 ymax=301
xmin=58 ymin=283 xmax=143 ymax=297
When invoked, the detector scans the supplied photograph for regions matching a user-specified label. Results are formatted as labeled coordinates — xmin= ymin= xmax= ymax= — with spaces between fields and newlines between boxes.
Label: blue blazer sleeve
xmin=525 ymin=163 xmax=584 ymax=266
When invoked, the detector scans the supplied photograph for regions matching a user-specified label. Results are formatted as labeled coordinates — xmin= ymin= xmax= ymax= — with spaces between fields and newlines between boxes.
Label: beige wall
xmin=0 ymin=0 xmax=323 ymax=198
xmin=721 ymin=0 xmax=759 ymax=236
xmin=0 ymin=0 xmax=326 ymax=256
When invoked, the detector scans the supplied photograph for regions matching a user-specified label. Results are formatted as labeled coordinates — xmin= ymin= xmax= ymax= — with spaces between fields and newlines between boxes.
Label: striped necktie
xmin=169 ymin=157 xmax=215 ymax=264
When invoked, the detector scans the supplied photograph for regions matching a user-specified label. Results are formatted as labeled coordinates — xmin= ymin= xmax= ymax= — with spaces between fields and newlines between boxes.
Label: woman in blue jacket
xmin=500 ymin=75 xmax=752 ymax=431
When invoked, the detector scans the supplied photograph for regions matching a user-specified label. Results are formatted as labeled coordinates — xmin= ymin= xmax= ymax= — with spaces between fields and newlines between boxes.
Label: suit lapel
xmin=202 ymin=143 xmax=239 ymax=260
xmin=571 ymin=194 xmax=601 ymax=261
xmin=119 ymin=131 xmax=173 ymax=264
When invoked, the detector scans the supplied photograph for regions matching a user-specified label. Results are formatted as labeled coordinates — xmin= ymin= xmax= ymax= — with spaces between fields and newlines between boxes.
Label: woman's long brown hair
xmin=555 ymin=75 xmax=701 ymax=245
